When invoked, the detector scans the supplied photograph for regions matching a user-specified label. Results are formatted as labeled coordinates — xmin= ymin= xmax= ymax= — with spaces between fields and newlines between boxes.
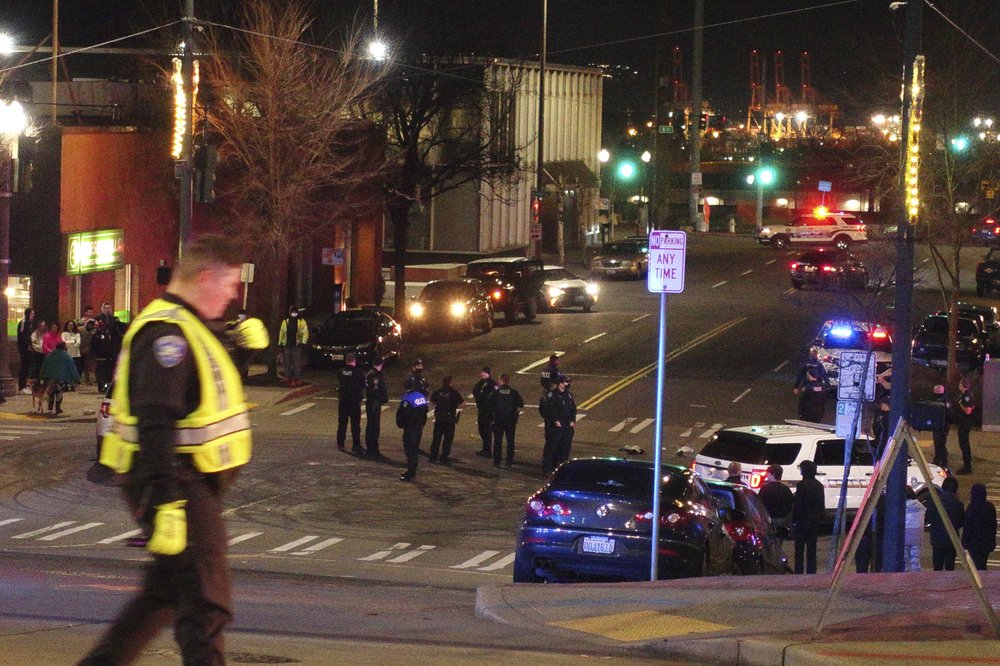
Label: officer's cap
xmin=412 ymin=358 xmax=424 ymax=368
xmin=558 ymin=376 xmax=570 ymax=385
xmin=549 ymin=354 xmax=559 ymax=363
xmin=482 ymin=366 xmax=491 ymax=374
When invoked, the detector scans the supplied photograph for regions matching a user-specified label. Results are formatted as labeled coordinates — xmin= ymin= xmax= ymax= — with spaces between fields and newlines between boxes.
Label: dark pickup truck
xmin=465 ymin=257 xmax=544 ymax=322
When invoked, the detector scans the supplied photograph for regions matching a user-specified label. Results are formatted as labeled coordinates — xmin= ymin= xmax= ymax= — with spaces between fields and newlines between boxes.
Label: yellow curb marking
xmin=550 ymin=609 xmax=730 ymax=641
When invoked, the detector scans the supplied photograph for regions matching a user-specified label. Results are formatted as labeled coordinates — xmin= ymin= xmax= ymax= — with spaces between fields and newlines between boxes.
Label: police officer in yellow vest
xmin=79 ymin=235 xmax=268 ymax=666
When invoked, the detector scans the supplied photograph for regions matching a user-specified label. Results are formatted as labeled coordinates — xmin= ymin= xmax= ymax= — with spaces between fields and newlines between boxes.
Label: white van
xmin=693 ymin=422 xmax=946 ymax=516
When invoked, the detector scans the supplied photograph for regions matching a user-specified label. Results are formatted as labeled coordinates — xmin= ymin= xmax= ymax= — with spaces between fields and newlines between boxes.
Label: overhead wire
xmin=922 ymin=0 xmax=1000 ymax=65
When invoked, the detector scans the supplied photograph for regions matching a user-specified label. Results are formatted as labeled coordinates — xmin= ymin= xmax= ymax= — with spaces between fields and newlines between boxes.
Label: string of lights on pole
xmin=170 ymin=54 xmax=199 ymax=160
xmin=906 ymin=55 xmax=924 ymax=223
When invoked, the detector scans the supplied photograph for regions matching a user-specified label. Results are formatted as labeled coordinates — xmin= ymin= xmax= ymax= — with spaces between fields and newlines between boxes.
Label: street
xmin=0 ymin=234 xmax=996 ymax=661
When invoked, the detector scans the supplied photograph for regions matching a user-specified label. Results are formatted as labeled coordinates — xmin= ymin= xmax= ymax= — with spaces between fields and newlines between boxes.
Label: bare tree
xmin=200 ymin=0 xmax=387 ymax=364
xmin=371 ymin=57 xmax=522 ymax=317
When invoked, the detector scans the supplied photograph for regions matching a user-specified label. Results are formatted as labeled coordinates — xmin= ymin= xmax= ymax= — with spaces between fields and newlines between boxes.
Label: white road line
xmin=772 ymin=360 xmax=790 ymax=372
xmin=576 ymin=413 xmax=587 ymax=422
xmin=700 ymin=423 xmax=723 ymax=438
xmin=784 ymin=288 xmax=795 ymax=295
xmin=517 ymin=352 xmax=564 ymax=375
xmin=0 ymin=424 xmax=67 ymax=430
xmin=38 ymin=522 xmax=104 ymax=541
xmin=609 ymin=418 xmax=636 ymax=433
xmin=766 ymin=259 xmax=777 ymax=265
xmin=711 ymin=280 xmax=728 ymax=288
xmin=0 ymin=430 xmax=46 ymax=436
xmin=732 ymin=389 xmax=752 ymax=404
xmin=0 ymin=436 xmax=22 ymax=440
xmin=478 ymin=553 xmax=516 ymax=571
xmin=387 ymin=544 xmax=435 ymax=563
xmin=359 ymin=542 xmax=410 ymax=561
xmin=679 ymin=428 xmax=693 ymax=438
xmin=280 ymin=402 xmax=316 ymax=416
xmin=98 ymin=529 xmax=142 ymax=544
xmin=228 ymin=532 xmax=264 ymax=546
xmin=741 ymin=269 xmax=753 ymax=276
xmin=922 ymin=258 xmax=930 ymax=264
xmin=631 ymin=314 xmax=651 ymax=322
xmin=452 ymin=550 xmax=501 ymax=569
xmin=12 ymin=521 xmax=75 ymax=539
xmin=582 ymin=332 xmax=607 ymax=344
xmin=293 ymin=537 xmax=343 ymax=555
xmin=271 ymin=536 xmax=319 ymax=552
xmin=630 ymin=418 xmax=655 ymax=434
xmin=0 ymin=518 xmax=24 ymax=529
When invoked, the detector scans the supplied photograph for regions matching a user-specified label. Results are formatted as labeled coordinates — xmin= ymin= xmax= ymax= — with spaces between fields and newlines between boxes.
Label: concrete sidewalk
xmin=476 ymin=571 xmax=1000 ymax=664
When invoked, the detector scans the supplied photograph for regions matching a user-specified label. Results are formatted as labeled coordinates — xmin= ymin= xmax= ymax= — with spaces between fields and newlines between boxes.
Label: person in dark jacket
xmin=930 ymin=384 xmax=952 ymax=468
xmin=927 ymin=476 xmax=965 ymax=571
xmin=539 ymin=385 xmax=560 ymax=475
xmin=539 ymin=353 xmax=564 ymax=391
xmin=396 ymin=379 xmax=429 ymax=481
xmin=472 ymin=367 xmax=497 ymax=458
xmin=954 ymin=379 xmax=976 ymax=474
xmin=552 ymin=377 xmax=577 ymax=469
xmin=488 ymin=373 xmax=524 ymax=468
xmin=39 ymin=341 xmax=80 ymax=414
xmin=429 ymin=375 xmax=464 ymax=464
xmin=16 ymin=308 xmax=33 ymax=393
xmin=406 ymin=358 xmax=430 ymax=396
xmin=792 ymin=459 xmax=825 ymax=574
xmin=796 ymin=368 xmax=827 ymax=423
xmin=724 ymin=462 xmax=744 ymax=485
xmin=337 ymin=353 xmax=366 ymax=453
xmin=758 ymin=464 xmax=794 ymax=530
xmin=364 ymin=358 xmax=389 ymax=460
xmin=962 ymin=482 xmax=996 ymax=571
xmin=91 ymin=318 xmax=117 ymax=393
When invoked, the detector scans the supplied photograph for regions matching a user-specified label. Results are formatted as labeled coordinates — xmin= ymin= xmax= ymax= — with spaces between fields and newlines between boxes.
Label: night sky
xmin=2 ymin=1 xmax=994 ymax=128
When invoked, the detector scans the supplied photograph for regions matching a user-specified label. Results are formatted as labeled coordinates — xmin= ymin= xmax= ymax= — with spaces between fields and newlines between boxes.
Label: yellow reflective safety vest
xmin=99 ymin=298 xmax=252 ymax=474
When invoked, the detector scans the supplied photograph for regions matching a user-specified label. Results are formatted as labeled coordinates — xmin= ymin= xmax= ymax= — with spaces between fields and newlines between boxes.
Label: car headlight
xmin=449 ymin=301 xmax=466 ymax=317
xmin=761 ymin=227 xmax=771 ymax=235
xmin=548 ymin=286 xmax=564 ymax=298
xmin=585 ymin=283 xmax=599 ymax=296
xmin=410 ymin=302 xmax=425 ymax=318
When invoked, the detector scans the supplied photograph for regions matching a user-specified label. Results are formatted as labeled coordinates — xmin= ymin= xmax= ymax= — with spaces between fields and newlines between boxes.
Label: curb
xmin=275 ymin=383 xmax=321 ymax=404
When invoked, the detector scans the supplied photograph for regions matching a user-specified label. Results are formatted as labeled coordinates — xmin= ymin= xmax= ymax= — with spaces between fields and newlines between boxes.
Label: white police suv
xmin=757 ymin=210 xmax=868 ymax=250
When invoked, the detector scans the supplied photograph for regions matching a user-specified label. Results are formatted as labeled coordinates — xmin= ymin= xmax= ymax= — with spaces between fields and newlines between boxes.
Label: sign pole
xmin=650 ymin=290 xmax=667 ymax=581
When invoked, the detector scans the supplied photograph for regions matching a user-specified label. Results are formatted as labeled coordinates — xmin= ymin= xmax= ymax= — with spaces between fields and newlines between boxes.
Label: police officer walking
xmin=364 ymin=357 xmax=389 ymax=460
xmin=552 ymin=377 xmax=577 ymax=469
xmin=337 ymin=353 xmax=366 ymax=454
xmin=539 ymin=353 xmax=563 ymax=392
xmin=473 ymin=367 xmax=497 ymax=458
xmin=429 ymin=375 xmax=463 ymax=464
xmin=489 ymin=373 xmax=524 ymax=468
xmin=955 ymin=378 xmax=976 ymax=475
xmin=931 ymin=384 xmax=952 ymax=468
xmin=79 ymin=235 xmax=269 ymax=665
xmin=396 ymin=379 xmax=429 ymax=481
xmin=539 ymin=382 xmax=560 ymax=476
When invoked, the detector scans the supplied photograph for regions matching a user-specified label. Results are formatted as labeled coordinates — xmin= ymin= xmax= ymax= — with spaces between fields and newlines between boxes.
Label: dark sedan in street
xmin=513 ymin=458 xmax=734 ymax=583
xmin=911 ymin=314 xmax=985 ymax=370
xmin=789 ymin=249 xmax=867 ymax=291
xmin=307 ymin=309 xmax=402 ymax=368
xmin=706 ymin=480 xmax=789 ymax=575
xmin=407 ymin=279 xmax=494 ymax=338
xmin=589 ymin=240 xmax=648 ymax=280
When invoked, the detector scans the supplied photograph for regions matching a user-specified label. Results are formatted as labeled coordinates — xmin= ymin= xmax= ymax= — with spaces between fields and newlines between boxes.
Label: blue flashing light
xmin=830 ymin=325 xmax=854 ymax=338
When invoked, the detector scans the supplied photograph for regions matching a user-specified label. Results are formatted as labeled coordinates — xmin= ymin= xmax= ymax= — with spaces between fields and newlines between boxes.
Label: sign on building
xmin=66 ymin=229 xmax=125 ymax=275
xmin=322 ymin=247 xmax=345 ymax=266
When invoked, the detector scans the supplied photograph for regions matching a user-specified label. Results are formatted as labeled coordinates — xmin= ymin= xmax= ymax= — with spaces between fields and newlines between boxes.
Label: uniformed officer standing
xmin=364 ymin=357 xmax=389 ymax=460
xmin=539 ymin=353 xmax=563 ymax=392
xmin=337 ymin=353 xmax=366 ymax=454
xmin=429 ymin=375 xmax=464 ymax=464
xmin=552 ymin=377 xmax=577 ymax=468
xmin=955 ymin=378 xmax=976 ymax=474
xmin=793 ymin=348 xmax=828 ymax=392
xmin=539 ymin=384 xmax=560 ymax=475
xmin=931 ymin=384 xmax=952 ymax=468
xmin=406 ymin=358 xmax=430 ymax=396
xmin=473 ymin=367 xmax=497 ymax=458
xmin=796 ymin=368 xmax=827 ymax=423
xmin=396 ymin=379 xmax=429 ymax=481
xmin=79 ymin=235 xmax=268 ymax=666
xmin=489 ymin=373 xmax=524 ymax=467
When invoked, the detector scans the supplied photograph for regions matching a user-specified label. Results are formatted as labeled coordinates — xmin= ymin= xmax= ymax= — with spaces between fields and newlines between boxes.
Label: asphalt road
xmin=0 ymin=234 xmax=994 ymax=661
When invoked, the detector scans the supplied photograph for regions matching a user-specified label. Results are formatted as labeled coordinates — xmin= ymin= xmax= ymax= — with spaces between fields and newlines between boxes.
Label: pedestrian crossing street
xmin=0 ymin=422 xmax=69 ymax=441
xmin=0 ymin=516 xmax=516 ymax=574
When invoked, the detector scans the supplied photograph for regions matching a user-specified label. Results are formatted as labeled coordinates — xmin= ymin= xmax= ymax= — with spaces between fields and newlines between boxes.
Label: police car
xmin=757 ymin=209 xmax=868 ymax=250
xmin=810 ymin=320 xmax=892 ymax=388
xmin=693 ymin=422 xmax=946 ymax=517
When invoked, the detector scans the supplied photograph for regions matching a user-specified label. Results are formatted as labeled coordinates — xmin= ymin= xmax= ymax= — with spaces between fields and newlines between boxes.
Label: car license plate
xmin=581 ymin=536 xmax=615 ymax=554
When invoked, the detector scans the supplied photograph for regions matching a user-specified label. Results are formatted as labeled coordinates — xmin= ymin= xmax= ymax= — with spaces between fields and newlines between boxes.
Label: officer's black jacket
xmin=338 ymin=364 xmax=366 ymax=402
xmin=552 ymin=388 xmax=577 ymax=424
xmin=472 ymin=377 xmax=496 ymax=409
xmin=489 ymin=385 xmax=524 ymax=425
xmin=431 ymin=385 xmax=463 ymax=423
xmin=407 ymin=371 xmax=430 ymax=396
xmin=540 ymin=362 xmax=563 ymax=390
xmin=539 ymin=390 xmax=557 ymax=424
xmin=365 ymin=367 xmax=389 ymax=404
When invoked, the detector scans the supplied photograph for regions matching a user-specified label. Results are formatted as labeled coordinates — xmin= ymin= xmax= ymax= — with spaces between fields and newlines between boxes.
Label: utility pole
xmin=177 ymin=0 xmax=195 ymax=258
xmin=688 ymin=0 xmax=704 ymax=232
xmin=531 ymin=0 xmax=547 ymax=261
xmin=51 ymin=0 xmax=58 ymax=124
xmin=883 ymin=0 xmax=922 ymax=572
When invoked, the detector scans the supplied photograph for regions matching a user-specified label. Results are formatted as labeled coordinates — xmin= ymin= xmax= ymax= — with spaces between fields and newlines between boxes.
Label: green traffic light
xmin=950 ymin=136 xmax=969 ymax=152
xmin=617 ymin=161 xmax=636 ymax=180
xmin=758 ymin=167 xmax=776 ymax=185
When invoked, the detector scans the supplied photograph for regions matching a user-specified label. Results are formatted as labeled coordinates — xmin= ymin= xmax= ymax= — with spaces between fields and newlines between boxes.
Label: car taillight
xmin=871 ymin=328 xmax=888 ymax=340
xmin=724 ymin=520 xmax=761 ymax=544
xmin=790 ymin=262 xmax=798 ymax=270
xmin=492 ymin=290 xmax=503 ymax=300
xmin=100 ymin=401 xmax=111 ymax=418
xmin=821 ymin=265 xmax=836 ymax=272
xmin=527 ymin=498 xmax=571 ymax=517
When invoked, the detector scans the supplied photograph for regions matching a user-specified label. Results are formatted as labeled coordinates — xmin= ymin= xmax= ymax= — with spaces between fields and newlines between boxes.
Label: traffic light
xmin=758 ymin=166 xmax=776 ymax=186
xmin=698 ymin=113 xmax=708 ymax=133
xmin=616 ymin=159 xmax=637 ymax=180
xmin=950 ymin=136 xmax=969 ymax=153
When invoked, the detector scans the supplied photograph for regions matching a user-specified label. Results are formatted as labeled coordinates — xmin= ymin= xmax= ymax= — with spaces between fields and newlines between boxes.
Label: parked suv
xmin=465 ymin=257 xmax=544 ymax=322
xmin=757 ymin=211 xmax=867 ymax=250
xmin=693 ymin=423 xmax=946 ymax=517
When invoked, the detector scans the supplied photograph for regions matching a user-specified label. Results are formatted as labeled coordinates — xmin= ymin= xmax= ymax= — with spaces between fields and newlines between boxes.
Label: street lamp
xmin=748 ymin=165 xmax=775 ymax=233
xmin=0 ymin=99 xmax=27 ymax=398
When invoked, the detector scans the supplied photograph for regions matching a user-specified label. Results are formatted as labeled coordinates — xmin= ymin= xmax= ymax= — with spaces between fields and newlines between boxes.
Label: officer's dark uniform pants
xmin=492 ymin=421 xmax=516 ymax=464
xmin=542 ymin=424 xmax=560 ymax=474
xmin=477 ymin=414 xmax=492 ymax=452
xmin=932 ymin=426 xmax=949 ymax=468
xmin=96 ymin=357 xmax=115 ymax=392
xmin=337 ymin=400 xmax=362 ymax=450
xmin=555 ymin=426 xmax=574 ymax=467
xmin=957 ymin=426 xmax=972 ymax=471
xmin=430 ymin=420 xmax=456 ymax=461
xmin=365 ymin=400 xmax=383 ymax=456
xmin=402 ymin=427 xmax=423 ymax=477
xmin=78 ymin=478 xmax=231 ymax=666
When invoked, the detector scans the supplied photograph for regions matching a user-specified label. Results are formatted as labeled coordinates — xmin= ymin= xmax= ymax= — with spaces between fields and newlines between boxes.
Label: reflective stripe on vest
xmin=98 ymin=298 xmax=252 ymax=474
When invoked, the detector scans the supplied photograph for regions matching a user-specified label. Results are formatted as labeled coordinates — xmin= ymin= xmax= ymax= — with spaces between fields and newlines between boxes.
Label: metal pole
xmin=688 ymin=0 xmax=703 ymax=232
xmin=650 ymin=290 xmax=667 ymax=580
xmin=177 ymin=0 xmax=195 ymax=258
xmin=51 ymin=0 xmax=58 ymax=125
xmin=534 ymin=0 xmax=547 ymax=261
xmin=755 ymin=178 xmax=763 ymax=231
xmin=883 ymin=0 xmax=922 ymax=572
xmin=0 ymin=144 xmax=15 ymax=397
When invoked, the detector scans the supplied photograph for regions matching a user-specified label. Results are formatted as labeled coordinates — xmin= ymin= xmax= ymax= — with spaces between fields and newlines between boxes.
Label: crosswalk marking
xmin=13 ymin=521 xmax=75 ymax=539
xmin=679 ymin=427 xmax=692 ymax=437
xmin=271 ymin=536 xmax=319 ymax=552
xmin=630 ymin=418 xmax=654 ymax=434
xmin=387 ymin=544 xmax=435 ymax=563
xmin=359 ymin=542 xmax=410 ymax=561
xmin=576 ymin=413 xmax=587 ymax=422
xmin=0 ymin=424 xmax=68 ymax=431
xmin=38 ymin=522 xmax=104 ymax=541
xmin=609 ymin=417 xmax=636 ymax=433
xmin=228 ymin=531 xmax=264 ymax=546
xmin=700 ymin=423 xmax=723 ymax=438
xmin=452 ymin=550 xmax=500 ymax=569
xmin=293 ymin=537 xmax=343 ymax=555
xmin=98 ymin=529 xmax=142 ymax=544
xmin=477 ymin=553 xmax=516 ymax=571
xmin=0 ymin=436 xmax=23 ymax=440
xmin=0 ymin=518 xmax=24 ymax=529
xmin=280 ymin=403 xmax=316 ymax=416
xmin=0 ymin=431 xmax=47 ymax=436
